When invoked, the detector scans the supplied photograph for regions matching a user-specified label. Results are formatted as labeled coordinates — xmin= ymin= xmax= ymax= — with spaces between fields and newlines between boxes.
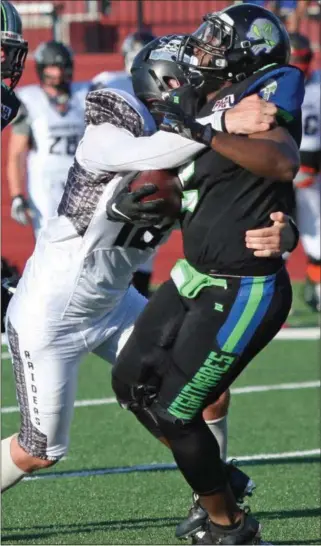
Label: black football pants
xmin=112 ymin=267 xmax=292 ymax=495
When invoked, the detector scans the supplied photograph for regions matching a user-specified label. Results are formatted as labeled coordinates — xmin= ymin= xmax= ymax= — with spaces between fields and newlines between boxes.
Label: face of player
xmin=42 ymin=65 xmax=72 ymax=93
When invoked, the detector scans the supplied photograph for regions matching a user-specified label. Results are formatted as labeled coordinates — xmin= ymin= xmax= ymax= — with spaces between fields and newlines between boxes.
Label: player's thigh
xmin=93 ymin=286 xmax=147 ymax=366
xmin=159 ymin=268 xmax=292 ymax=419
xmin=112 ymin=280 xmax=186 ymax=388
xmin=6 ymin=312 xmax=86 ymax=460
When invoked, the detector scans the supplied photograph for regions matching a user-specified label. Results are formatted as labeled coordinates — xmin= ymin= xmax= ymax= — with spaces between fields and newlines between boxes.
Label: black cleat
xmin=175 ymin=462 xmax=256 ymax=539
xmin=191 ymin=512 xmax=265 ymax=545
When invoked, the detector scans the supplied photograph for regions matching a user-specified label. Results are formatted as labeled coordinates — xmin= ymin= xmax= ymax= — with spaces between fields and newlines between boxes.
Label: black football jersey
xmin=1 ymin=82 xmax=21 ymax=131
xmin=179 ymin=64 xmax=304 ymax=276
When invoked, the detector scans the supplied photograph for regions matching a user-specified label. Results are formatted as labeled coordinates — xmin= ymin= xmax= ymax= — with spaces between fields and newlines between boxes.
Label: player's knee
xmin=202 ymin=389 xmax=231 ymax=421
xmin=151 ymin=400 xmax=198 ymax=441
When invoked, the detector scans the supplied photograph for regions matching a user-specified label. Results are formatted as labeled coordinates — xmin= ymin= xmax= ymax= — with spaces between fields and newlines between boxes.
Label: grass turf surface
xmin=1 ymin=282 xmax=320 ymax=545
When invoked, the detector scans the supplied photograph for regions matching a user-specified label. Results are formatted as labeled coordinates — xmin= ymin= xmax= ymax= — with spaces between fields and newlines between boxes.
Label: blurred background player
xmin=7 ymin=40 xmax=86 ymax=238
xmin=1 ymin=0 xmax=28 ymax=335
xmin=90 ymin=30 xmax=157 ymax=298
xmin=290 ymin=32 xmax=321 ymax=311
xmin=1 ymin=0 xmax=28 ymax=129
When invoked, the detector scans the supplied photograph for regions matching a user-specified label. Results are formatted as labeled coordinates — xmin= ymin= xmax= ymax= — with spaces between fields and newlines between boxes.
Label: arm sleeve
xmin=11 ymin=102 xmax=32 ymax=137
xmin=76 ymin=122 xmax=206 ymax=174
xmin=256 ymin=67 xmax=305 ymax=146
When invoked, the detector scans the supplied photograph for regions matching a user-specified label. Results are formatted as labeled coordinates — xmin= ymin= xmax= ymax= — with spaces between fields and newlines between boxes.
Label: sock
xmin=1 ymin=434 xmax=26 ymax=492
xmin=206 ymin=416 xmax=228 ymax=462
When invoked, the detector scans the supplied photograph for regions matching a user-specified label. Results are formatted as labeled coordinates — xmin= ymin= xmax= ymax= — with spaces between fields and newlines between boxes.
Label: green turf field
xmin=1 ymin=283 xmax=320 ymax=545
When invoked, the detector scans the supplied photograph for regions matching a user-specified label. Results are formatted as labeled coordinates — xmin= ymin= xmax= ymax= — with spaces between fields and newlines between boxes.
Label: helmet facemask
xmin=1 ymin=32 xmax=28 ymax=90
xmin=177 ymin=14 xmax=238 ymax=90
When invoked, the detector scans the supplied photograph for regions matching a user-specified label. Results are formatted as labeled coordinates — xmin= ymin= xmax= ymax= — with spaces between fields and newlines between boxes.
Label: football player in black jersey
xmin=111 ymin=5 xmax=303 ymax=544
xmin=1 ymin=0 xmax=28 ymax=131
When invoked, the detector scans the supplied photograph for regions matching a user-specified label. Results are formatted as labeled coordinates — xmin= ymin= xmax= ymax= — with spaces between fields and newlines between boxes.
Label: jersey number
xmin=49 ymin=135 xmax=79 ymax=156
xmin=113 ymin=223 xmax=167 ymax=250
xmin=304 ymin=115 xmax=319 ymax=136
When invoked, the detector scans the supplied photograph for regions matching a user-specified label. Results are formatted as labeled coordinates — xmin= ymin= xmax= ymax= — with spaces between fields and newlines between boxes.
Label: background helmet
xmin=131 ymin=34 xmax=202 ymax=105
xmin=289 ymin=32 xmax=313 ymax=75
xmin=121 ymin=30 xmax=156 ymax=74
xmin=177 ymin=3 xmax=291 ymax=90
xmin=34 ymin=40 xmax=74 ymax=90
xmin=1 ymin=0 xmax=28 ymax=90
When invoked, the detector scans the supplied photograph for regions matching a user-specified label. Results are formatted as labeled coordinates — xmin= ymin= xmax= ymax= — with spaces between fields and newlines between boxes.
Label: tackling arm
xmin=76 ymin=122 xmax=206 ymax=174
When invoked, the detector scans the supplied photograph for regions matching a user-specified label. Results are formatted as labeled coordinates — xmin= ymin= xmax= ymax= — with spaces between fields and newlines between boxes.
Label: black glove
xmin=107 ymin=183 xmax=167 ymax=227
xmin=11 ymin=195 xmax=30 ymax=225
xmin=150 ymin=100 xmax=216 ymax=146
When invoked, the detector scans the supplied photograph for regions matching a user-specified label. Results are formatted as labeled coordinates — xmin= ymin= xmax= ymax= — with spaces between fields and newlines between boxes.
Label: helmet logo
xmin=246 ymin=18 xmax=280 ymax=55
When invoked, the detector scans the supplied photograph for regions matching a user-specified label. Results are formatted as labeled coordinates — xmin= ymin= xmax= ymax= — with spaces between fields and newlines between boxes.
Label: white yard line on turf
xmin=22 ymin=448 xmax=320 ymax=482
xmin=2 ymin=380 xmax=320 ymax=414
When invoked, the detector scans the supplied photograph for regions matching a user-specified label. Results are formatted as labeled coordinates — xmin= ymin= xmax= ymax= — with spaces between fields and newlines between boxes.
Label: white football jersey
xmin=16 ymin=83 xmax=86 ymax=193
xmin=11 ymin=88 xmax=211 ymax=323
xmin=300 ymin=79 xmax=321 ymax=152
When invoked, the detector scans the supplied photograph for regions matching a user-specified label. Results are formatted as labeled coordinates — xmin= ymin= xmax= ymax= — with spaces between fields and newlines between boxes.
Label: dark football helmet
xmin=131 ymin=34 xmax=203 ymax=106
xmin=289 ymin=32 xmax=313 ymax=76
xmin=34 ymin=40 xmax=73 ymax=93
xmin=1 ymin=0 xmax=28 ymax=90
xmin=176 ymin=3 xmax=291 ymax=92
xmin=121 ymin=30 xmax=156 ymax=74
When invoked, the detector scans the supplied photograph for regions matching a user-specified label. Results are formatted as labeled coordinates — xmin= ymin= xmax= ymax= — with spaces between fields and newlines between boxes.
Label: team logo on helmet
xmin=246 ymin=18 xmax=280 ymax=56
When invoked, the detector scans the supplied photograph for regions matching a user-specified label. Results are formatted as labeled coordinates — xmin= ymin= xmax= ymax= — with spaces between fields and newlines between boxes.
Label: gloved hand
xmin=10 ymin=195 xmax=31 ymax=226
xmin=107 ymin=183 xmax=167 ymax=227
xmin=150 ymin=100 xmax=216 ymax=146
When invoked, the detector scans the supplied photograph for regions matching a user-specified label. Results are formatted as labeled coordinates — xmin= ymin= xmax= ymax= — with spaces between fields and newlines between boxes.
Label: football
xmin=130 ymin=170 xmax=182 ymax=219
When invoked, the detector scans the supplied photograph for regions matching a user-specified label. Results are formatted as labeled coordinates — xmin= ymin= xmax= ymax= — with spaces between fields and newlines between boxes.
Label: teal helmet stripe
xmin=1 ymin=0 xmax=22 ymax=34
xmin=1 ymin=2 xmax=8 ymax=32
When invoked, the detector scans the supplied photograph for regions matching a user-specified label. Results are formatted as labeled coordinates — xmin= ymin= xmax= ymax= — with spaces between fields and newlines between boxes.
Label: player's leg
xmin=296 ymin=180 xmax=321 ymax=311
xmin=132 ymin=255 xmax=155 ymax=299
xmin=1 ymin=311 xmax=86 ymax=492
xmin=113 ymin=269 xmax=291 ymax=543
xmin=156 ymin=269 xmax=292 ymax=543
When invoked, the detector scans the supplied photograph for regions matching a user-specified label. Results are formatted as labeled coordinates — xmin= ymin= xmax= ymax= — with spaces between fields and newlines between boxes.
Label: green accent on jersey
xmin=276 ymin=107 xmax=293 ymax=123
xmin=168 ymin=350 xmax=236 ymax=419
xmin=171 ymin=259 xmax=227 ymax=299
xmin=254 ymin=63 xmax=277 ymax=74
xmin=181 ymin=189 xmax=199 ymax=213
xmin=178 ymin=160 xmax=195 ymax=186
xmin=221 ymin=277 xmax=266 ymax=353
xmin=214 ymin=303 xmax=224 ymax=312
xmin=173 ymin=96 xmax=180 ymax=104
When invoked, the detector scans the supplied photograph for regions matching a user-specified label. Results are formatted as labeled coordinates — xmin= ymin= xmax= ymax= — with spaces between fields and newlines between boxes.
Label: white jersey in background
xmin=300 ymin=78 xmax=321 ymax=153
xmin=295 ymin=76 xmax=321 ymax=263
xmin=13 ymin=83 xmax=87 ymax=236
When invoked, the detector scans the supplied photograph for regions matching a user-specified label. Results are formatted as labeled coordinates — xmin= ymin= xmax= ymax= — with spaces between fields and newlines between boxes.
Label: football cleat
xmin=175 ymin=462 xmax=256 ymax=539
xmin=191 ymin=512 xmax=264 ymax=545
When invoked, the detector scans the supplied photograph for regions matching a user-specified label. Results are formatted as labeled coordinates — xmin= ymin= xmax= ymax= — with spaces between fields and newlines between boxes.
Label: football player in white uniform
xmin=7 ymin=40 xmax=87 ymax=238
xmin=290 ymin=32 xmax=321 ymax=311
xmin=1 ymin=36 xmax=298 ymax=495
xmin=91 ymin=31 xmax=157 ymax=298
